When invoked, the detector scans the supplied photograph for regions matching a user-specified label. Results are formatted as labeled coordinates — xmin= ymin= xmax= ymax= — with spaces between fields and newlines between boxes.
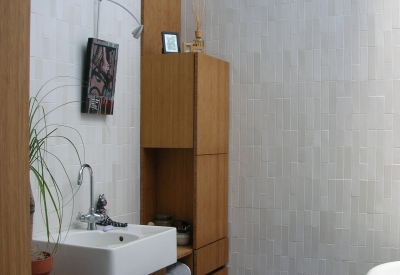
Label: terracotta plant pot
xmin=31 ymin=252 xmax=53 ymax=275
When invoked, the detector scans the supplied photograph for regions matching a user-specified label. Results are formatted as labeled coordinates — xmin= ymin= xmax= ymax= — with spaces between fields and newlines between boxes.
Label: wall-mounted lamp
xmin=98 ymin=0 xmax=143 ymax=39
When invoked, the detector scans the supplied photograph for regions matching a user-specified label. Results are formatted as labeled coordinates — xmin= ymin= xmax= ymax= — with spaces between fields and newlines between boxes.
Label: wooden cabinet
xmin=141 ymin=53 xmax=229 ymax=153
xmin=140 ymin=53 xmax=229 ymax=274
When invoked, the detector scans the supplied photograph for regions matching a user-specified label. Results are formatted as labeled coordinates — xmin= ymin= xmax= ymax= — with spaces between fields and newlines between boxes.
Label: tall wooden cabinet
xmin=140 ymin=52 xmax=229 ymax=274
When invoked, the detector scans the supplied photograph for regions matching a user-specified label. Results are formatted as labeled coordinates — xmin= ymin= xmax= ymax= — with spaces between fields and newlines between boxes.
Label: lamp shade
xmin=132 ymin=25 xmax=144 ymax=39
xmin=101 ymin=0 xmax=143 ymax=39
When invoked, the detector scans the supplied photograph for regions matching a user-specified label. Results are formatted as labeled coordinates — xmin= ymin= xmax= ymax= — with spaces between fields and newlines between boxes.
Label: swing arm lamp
xmin=99 ymin=0 xmax=143 ymax=39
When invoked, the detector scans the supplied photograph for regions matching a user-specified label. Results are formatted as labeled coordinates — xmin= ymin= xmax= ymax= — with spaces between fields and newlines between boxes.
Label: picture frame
xmin=192 ymin=46 xmax=204 ymax=53
xmin=81 ymin=38 xmax=119 ymax=115
xmin=183 ymin=42 xmax=193 ymax=53
xmin=162 ymin=31 xmax=180 ymax=54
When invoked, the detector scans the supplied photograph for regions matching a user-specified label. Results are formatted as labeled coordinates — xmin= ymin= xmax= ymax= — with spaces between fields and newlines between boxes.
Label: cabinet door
xmin=141 ymin=54 xmax=195 ymax=148
xmin=194 ymin=154 xmax=228 ymax=249
xmin=195 ymin=54 xmax=229 ymax=155
xmin=194 ymin=238 xmax=229 ymax=275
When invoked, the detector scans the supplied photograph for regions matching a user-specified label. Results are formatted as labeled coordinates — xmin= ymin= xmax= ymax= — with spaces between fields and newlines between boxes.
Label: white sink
xmin=33 ymin=224 xmax=177 ymax=275
xmin=54 ymin=230 xmax=140 ymax=248
xmin=367 ymin=261 xmax=400 ymax=275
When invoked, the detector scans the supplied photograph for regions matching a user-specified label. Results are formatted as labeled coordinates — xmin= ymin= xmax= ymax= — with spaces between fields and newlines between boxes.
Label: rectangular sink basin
xmin=33 ymin=224 xmax=177 ymax=275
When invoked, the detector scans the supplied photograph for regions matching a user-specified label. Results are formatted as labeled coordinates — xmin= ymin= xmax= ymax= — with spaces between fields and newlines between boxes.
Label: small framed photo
xmin=183 ymin=42 xmax=193 ymax=53
xmin=162 ymin=31 xmax=180 ymax=54
xmin=192 ymin=46 xmax=204 ymax=53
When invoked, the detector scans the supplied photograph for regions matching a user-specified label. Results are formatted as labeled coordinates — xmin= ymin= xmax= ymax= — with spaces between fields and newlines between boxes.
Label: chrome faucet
xmin=76 ymin=164 xmax=105 ymax=230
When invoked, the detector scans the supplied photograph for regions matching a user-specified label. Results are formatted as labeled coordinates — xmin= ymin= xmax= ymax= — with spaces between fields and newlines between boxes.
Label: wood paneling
xmin=141 ymin=0 xmax=181 ymax=56
xmin=195 ymin=54 xmax=229 ymax=155
xmin=0 ymin=0 xmax=31 ymax=274
xmin=140 ymin=148 xmax=158 ymax=224
xmin=141 ymin=148 xmax=194 ymax=226
xmin=194 ymin=238 xmax=229 ymax=275
xmin=156 ymin=149 xmax=194 ymax=225
xmin=194 ymin=154 xmax=228 ymax=249
xmin=141 ymin=53 xmax=229 ymax=274
xmin=141 ymin=54 xmax=195 ymax=148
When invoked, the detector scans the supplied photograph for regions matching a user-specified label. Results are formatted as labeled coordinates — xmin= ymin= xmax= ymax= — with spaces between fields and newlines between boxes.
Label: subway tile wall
xmin=30 ymin=0 xmax=141 ymax=236
xmin=182 ymin=0 xmax=400 ymax=274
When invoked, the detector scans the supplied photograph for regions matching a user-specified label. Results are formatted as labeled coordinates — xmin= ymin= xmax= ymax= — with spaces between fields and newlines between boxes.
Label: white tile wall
xmin=30 ymin=0 xmax=400 ymax=273
xmin=182 ymin=0 xmax=400 ymax=274
xmin=30 ymin=0 xmax=141 ymax=236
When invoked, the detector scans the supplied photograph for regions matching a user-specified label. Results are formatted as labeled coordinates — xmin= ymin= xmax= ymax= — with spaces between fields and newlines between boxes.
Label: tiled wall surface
xmin=30 ymin=0 xmax=400 ymax=274
xmin=30 ymin=0 xmax=141 ymax=236
xmin=183 ymin=0 xmax=400 ymax=275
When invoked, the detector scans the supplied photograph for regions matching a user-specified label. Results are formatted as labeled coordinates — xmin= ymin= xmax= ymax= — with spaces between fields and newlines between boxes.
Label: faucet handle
xmin=76 ymin=212 xmax=83 ymax=221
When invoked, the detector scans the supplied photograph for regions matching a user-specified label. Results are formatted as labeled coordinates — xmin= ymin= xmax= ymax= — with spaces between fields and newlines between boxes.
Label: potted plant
xmin=29 ymin=77 xmax=85 ymax=275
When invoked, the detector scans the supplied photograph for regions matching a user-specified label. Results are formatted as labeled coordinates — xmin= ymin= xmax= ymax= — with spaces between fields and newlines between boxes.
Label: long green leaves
xmin=29 ymin=77 xmax=86 ymax=256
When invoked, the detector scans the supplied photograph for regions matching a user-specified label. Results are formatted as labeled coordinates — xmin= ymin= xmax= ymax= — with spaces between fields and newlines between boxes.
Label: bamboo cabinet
xmin=140 ymin=53 xmax=229 ymax=274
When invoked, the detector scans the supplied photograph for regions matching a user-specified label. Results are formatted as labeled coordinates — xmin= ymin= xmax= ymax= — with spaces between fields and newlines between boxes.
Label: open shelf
xmin=177 ymin=245 xmax=193 ymax=259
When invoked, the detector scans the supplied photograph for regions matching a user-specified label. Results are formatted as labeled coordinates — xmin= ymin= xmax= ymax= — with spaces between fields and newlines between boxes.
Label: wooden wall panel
xmin=141 ymin=54 xmax=195 ymax=148
xmin=141 ymin=0 xmax=181 ymax=56
xmin=156 ymin=149 xmax=194 ymax=227
xmin=194 ymin=154 xmax=228 ymax=249
xmin=195 ymin=54 xmax=229 ymax=155
xmin=140 ymin=148 xmax=158 ymax=224
xmin=141 ymin=148 xmax=195 ymax=226
xmin=0 ymin=1 xmax=31 ymax=274
xmin=140 ymin=2 xmax=229 ymax=273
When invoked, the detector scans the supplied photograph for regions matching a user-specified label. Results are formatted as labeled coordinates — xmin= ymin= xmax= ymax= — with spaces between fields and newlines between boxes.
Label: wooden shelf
xmin=140 ymin=1 xmax=230 ymax=273
xmin=177 ymin=246 xmax=193 ymax=259
xmin=141 ymin=53 xmax=229 ymax=274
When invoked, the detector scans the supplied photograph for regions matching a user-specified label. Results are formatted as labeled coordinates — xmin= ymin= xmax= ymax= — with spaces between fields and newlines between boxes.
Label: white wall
xmin=31 ymin=0 xmax=400 ymax=274
xmin=182 ymin=1 xmax=400 ymax=275
xmin=30 ymin=0 xmax=141 ymax=235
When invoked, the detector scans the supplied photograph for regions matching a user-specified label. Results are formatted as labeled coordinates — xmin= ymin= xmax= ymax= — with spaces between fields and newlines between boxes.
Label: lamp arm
xmin=101 ymin=0 xmax=141 ymax=26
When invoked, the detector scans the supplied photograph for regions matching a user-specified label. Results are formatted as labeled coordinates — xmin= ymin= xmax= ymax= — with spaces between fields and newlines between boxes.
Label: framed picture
xmin=81 ymin=38 xmax=119 ymax=115
xmin=192 ymin=46 xmax=204 ymax=53
xmin=183 ymin=42 xmax=193 ymax=53
xmin=162 ymin=31 xmax=180 ymax=53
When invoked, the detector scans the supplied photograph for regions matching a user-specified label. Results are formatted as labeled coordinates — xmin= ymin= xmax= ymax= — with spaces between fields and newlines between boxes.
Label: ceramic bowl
xmin=177 ymin=232 xmax=190 ymax=246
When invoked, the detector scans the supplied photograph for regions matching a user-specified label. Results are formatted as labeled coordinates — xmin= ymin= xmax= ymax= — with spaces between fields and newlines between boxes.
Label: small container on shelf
xmin=177 ymin=232 xmax=190 ymax=246
xmin=153 ymin=214 xmax=173 ymax=227
xmin=175 ymin=220 xmax=191 ymax=246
